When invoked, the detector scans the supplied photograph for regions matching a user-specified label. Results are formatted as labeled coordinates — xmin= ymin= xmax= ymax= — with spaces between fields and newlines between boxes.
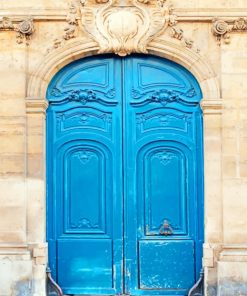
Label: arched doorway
xmin=46 ymin=54 xmax=204 ymax=295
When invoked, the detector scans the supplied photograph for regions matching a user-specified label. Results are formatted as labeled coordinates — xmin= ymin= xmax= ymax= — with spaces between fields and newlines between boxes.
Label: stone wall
xmin=0 ymin=0 xmax=247 ymax=295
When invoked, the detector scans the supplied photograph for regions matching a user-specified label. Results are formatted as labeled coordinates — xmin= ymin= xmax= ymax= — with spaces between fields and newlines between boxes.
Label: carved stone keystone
xmin=80 ymin=0 xmax=172 ymax=56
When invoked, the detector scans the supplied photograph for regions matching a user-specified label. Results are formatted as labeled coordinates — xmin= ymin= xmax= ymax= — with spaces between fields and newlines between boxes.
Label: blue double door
xmin=47 ymin=55 xmax=203 ymax=296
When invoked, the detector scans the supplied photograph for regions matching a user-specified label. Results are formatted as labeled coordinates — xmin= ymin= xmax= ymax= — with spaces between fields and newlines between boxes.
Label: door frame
xmin=25 ymin=38 xmax=222 ymax=293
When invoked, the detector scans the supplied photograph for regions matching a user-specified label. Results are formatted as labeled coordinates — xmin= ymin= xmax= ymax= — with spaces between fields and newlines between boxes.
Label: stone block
xmin=0 ymin=155 xmax=25 ymax=176
xmin=239 ymin=161 xmax=247 ymax=178
xmin=0 ymin=98 xmax=25 ymax=117
xmin=218 ymin=261 xmax=247 ymax=296
xmin=0 ymin=255 xmax=33 ymax=296
xmin=0 ymin=257 xmax=12 ymax=295
xmin=222 ymin=156 xmax=237 ymax=178
xmin=222 ymin=138 xmax=237 ymax=155
xmin=27 ymin=178 xmax=46 ymax=243
xmin=0 ymin=134 xmax=25 ymax=154
xmin=0 ymin=178 xmax=25 ymax=207
xmin=222 ymin=74 xmax=247 ymax=99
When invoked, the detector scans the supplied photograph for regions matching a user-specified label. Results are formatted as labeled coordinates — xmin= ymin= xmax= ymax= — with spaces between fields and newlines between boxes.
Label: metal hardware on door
xmin=159 ymin=220 xmax=173 ymax=236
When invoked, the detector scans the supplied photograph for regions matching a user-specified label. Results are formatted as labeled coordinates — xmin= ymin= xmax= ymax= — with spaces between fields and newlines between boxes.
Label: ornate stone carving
xmin=212 ymin=17 xmax=247 ymax=45
xmin=80 ymin=0 xmax=172 ymax=56
xmin=47 ymin=0 xmax=198 ymax=54
xmin=50 ymin=2 xmax=80 ymax=51
xmin=64 ymin=2 xmax=79 ymax=40
xmin=0 ymin=17 xmax=34 ymax=44
xmin=168 ymin=14 xmax=196 ymax=50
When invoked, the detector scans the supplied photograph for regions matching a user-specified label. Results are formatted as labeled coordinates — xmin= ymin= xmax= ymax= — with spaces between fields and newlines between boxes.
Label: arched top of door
xmin=46 ymin=54 xmax=203 ymax=107
xmin=27 ymin=37 xmax=220 ymax=105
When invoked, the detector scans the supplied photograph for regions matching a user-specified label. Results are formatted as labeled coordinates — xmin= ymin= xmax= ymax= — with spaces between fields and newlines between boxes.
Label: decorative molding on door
xmin=0 ymin=17 xmax=34 ymax=44
xmin=212 ymin=17 xmax=247 ymax=45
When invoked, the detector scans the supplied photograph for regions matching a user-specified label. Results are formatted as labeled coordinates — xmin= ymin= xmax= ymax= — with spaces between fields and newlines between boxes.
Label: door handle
xmin=159 ymin=220 xmax=173 ymax=236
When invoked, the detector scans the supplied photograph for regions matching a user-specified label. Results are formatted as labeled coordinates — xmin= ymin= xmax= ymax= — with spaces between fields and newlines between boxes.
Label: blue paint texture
xmin=46 ymin=55 xmax=204 ymax=295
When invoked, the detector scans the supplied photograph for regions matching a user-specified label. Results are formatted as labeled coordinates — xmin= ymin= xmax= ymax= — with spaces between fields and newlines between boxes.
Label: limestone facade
xmin=0 ymin=0 xmax=247 ymax=295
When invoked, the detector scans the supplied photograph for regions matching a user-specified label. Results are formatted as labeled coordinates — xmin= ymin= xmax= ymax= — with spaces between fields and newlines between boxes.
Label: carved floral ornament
xmin=0 ymin=17 xmax=34 ymax=44
xmin=212 ymin=17 xmax=247 ymax=45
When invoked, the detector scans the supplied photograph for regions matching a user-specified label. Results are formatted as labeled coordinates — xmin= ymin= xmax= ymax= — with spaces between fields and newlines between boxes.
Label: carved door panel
xmin=47 ymin=57 xmax=124 ymax=295
xmin=47 ymin=55 xmax=203 ymax=296
xmin=123 ymin=56 xmax=203 ymax=295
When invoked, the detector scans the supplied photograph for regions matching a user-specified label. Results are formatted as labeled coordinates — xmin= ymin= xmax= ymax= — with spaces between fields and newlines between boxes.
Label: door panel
xmin=139 ymin=240 xmax=195 ymax=290
xmin=63 ymin=145 xmax=107 ymax=234
xmin=47 ymin=56 xmax=123 ymax=295
xmin=142 ymin=146 xmax=188 ymax=237
xmin=123 ymin=56 xmax=203 ymax=295
xmin=57 ymin=239 xmax=113 ymax=292
xmin=47 ymin=55 xmax=203 ymax=296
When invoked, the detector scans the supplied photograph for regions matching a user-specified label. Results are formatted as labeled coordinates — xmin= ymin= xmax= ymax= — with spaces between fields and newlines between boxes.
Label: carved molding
xmin=26 ymin=98 xmax=49 ymax=114
xmin=1 ymin=8 xmax=247 ymax=21
xmin=49 ymin=87 xmax=118 ymax=105
xmin=200 ymin=99 xmax=223 ymax=115
xmin=212 ymin=17 xmax=247 ymax=45
xmin=131 ymin=87 xmax=198 ymax=106
xmin=0 ymin=17 xmax=34 ymax=44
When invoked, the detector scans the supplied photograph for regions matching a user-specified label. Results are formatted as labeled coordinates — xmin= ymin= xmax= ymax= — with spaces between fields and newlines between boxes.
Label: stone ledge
xmin=219 ymin=244 xmax=247 ymax=262
xmin=201 ymin=99 xmax=223 ymax=114
xmin=1 ymin=8 xmax=247 ymax=21
xmin=26 ymin=98 xmax=48 ymax=114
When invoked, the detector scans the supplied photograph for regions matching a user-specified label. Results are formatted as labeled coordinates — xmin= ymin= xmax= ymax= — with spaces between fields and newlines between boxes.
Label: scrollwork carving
xmin=49 ymin=2 xmax=80 ymax=51
xmin=50 ymin=87 xmax=118 ymax=106
xmin=81 ymin=0 xmax=173 ymax=56
xmin=47 ymin=0 xmax=199 ymax=54
xmin=0 ymin=17 xmax=34 ymax=44
xmin=212 ymin=17 xmax=247 ymax=45
xmin=63 ymin=2 xmax=79 ymax=40
xmin=67 ymin=89 xmax=97 ymax=104
xmin=131 ymin=87 xmax=197 ymax=106
xmin=168 ymin=14 xmax=197 ymax=50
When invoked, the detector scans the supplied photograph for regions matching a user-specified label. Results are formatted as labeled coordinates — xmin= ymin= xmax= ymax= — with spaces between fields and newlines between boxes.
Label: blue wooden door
xmin=47 ymin=55 xmax=203 ymax=296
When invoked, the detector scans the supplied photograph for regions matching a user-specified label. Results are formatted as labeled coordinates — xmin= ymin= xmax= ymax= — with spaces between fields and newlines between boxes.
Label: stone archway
xmin=26 ymin=36 xmax=222 ymax=294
